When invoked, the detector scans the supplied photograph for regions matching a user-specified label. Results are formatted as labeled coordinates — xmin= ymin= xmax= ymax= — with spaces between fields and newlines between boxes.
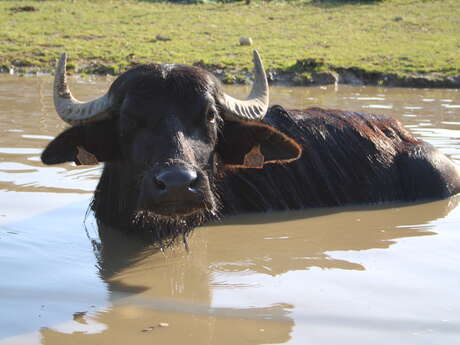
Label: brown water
xmin=1 ymin=76 xmax=460 ymax=345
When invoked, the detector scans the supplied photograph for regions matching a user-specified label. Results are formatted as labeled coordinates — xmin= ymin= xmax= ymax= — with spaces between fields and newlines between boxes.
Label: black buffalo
xmin=41 ymin=51 xmax=460 ymax=245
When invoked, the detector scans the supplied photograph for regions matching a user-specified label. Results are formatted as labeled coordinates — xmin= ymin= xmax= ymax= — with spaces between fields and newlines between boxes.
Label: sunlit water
xmin=1 ymin=75 xmax=460 ymax=345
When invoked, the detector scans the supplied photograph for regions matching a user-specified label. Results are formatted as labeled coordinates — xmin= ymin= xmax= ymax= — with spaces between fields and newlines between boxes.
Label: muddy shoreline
xmin=227 ymin=64 xmax=460 ymax=89
xmin=2 ymin=64 xmax=459 ymax=89
xmin=270 ymin=68 xmax=460 ymax=89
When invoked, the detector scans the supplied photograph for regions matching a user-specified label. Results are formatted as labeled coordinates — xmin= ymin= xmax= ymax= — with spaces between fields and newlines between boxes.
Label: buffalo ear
xmin=41 ymin=119 xmax=119 ymax=165
xmin=217 ymin=121 xmax=302 ymax=169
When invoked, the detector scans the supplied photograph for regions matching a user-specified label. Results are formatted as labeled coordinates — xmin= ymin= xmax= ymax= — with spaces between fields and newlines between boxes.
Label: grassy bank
xmin=1 ymin=0 xmax=459 ymax=86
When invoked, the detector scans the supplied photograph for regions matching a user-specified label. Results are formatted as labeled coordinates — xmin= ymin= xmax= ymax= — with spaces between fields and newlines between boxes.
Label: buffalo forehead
xmin=120 ymin=64 xmax=214 ymax=98
xmin=117 ymin=64 xmax=216 ymax=121
xmin=120 ymin=93 xmax=212 ymax=129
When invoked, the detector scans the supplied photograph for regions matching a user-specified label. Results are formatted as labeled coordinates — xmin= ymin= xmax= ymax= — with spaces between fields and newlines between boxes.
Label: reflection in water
xmin=36 ymin=197 xmax=459 ymax=345
xmin=32 ymin=217 xmax=293 ymax=345
xmin=1 ymin=76 xmax=460 ymax=345
xmin=208 ymin=202 xmax=442 ymax=275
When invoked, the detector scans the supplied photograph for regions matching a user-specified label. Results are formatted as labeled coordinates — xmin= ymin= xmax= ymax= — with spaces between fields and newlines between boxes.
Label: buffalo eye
xmin=206 ymin=110 xmax=217 ymax=124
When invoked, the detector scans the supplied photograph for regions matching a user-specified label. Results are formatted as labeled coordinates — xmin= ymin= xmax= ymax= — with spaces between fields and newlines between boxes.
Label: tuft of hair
xmin=131 ymin=208 xmax=219 ymax=249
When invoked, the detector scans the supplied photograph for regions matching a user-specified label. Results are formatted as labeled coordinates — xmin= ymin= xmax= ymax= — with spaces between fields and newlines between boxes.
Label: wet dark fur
xmin=90 ymin=159 xmax=220 ymax=247
xmin=90 ymin=104 xmax=460 ymax=244
xmin=42 ymin=64 xmax=460 ymax=246
xmin=221 ymin=106 xmax=460 ymax=214
xmin=88 ymin=64 xmax=224 ymax=246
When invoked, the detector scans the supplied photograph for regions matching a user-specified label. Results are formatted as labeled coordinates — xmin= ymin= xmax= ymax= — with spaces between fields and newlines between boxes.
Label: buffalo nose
xmin=154 ymin=168 xmax=198 ymax=193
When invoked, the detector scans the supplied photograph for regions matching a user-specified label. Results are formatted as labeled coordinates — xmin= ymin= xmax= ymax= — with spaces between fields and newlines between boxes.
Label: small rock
xmin=142 ymin=322 xmax=169 ymax=332
xmin=239 ymin=37 xmax=253 ymax=46
xmin=156 ymin=34 xmax=171 ymax=42
xmin=338 ymin=70 xmax=364 ymax=86
xmin=393 ymin=16 xmax=403 ymax=22
xmin=73 ymin=311 xmax=87 ymax=322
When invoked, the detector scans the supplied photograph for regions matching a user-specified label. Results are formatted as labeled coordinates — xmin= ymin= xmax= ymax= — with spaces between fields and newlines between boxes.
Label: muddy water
xmin=1 ymin=75 xmax=460 ymax=345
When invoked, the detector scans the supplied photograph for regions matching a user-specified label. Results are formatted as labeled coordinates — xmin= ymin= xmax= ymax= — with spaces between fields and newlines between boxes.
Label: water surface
xmin=1 ymin=76 xmax=460 ymax=345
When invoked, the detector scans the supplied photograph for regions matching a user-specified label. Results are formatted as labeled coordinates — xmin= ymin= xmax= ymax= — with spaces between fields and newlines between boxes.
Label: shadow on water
xmin=207 ymin=198 xmax=460 ymax=275
xmin=31 ymin=196 xmax=460 ymax=344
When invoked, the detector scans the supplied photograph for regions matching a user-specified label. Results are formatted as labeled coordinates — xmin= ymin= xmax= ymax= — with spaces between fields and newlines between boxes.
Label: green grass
xmin=1 ymin=0 xmax=459 ymax=81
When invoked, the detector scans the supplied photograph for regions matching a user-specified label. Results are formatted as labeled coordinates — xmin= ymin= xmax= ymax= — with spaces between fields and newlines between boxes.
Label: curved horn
xmin=221 ymin=50 xmax=269 ymax=121
xmin=54 ymin=53 xmax=112 ymax=125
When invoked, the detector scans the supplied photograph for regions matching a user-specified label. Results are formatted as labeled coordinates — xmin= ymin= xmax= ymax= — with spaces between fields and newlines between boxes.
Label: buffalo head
xmin=41 ymin=51 xmax=301 ymax=244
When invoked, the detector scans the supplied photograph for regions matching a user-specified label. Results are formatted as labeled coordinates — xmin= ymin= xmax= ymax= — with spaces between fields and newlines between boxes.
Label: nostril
xmin=154 ymin=167 xmax=198 ymax=192
xmin=154 ymin=177 xmax=166 ymax=190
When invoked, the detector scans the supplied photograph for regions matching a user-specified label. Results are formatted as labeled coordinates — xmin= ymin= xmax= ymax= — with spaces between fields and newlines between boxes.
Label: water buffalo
xmin=41 ymin=51 xmax=460 ymax=245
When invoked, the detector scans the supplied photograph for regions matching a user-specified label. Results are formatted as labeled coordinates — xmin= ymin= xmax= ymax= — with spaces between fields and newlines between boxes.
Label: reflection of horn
xmin=221 ymin=50 xmax=269 ymax=121
xmin=54 ymin=53 xmax=112 ymax=125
